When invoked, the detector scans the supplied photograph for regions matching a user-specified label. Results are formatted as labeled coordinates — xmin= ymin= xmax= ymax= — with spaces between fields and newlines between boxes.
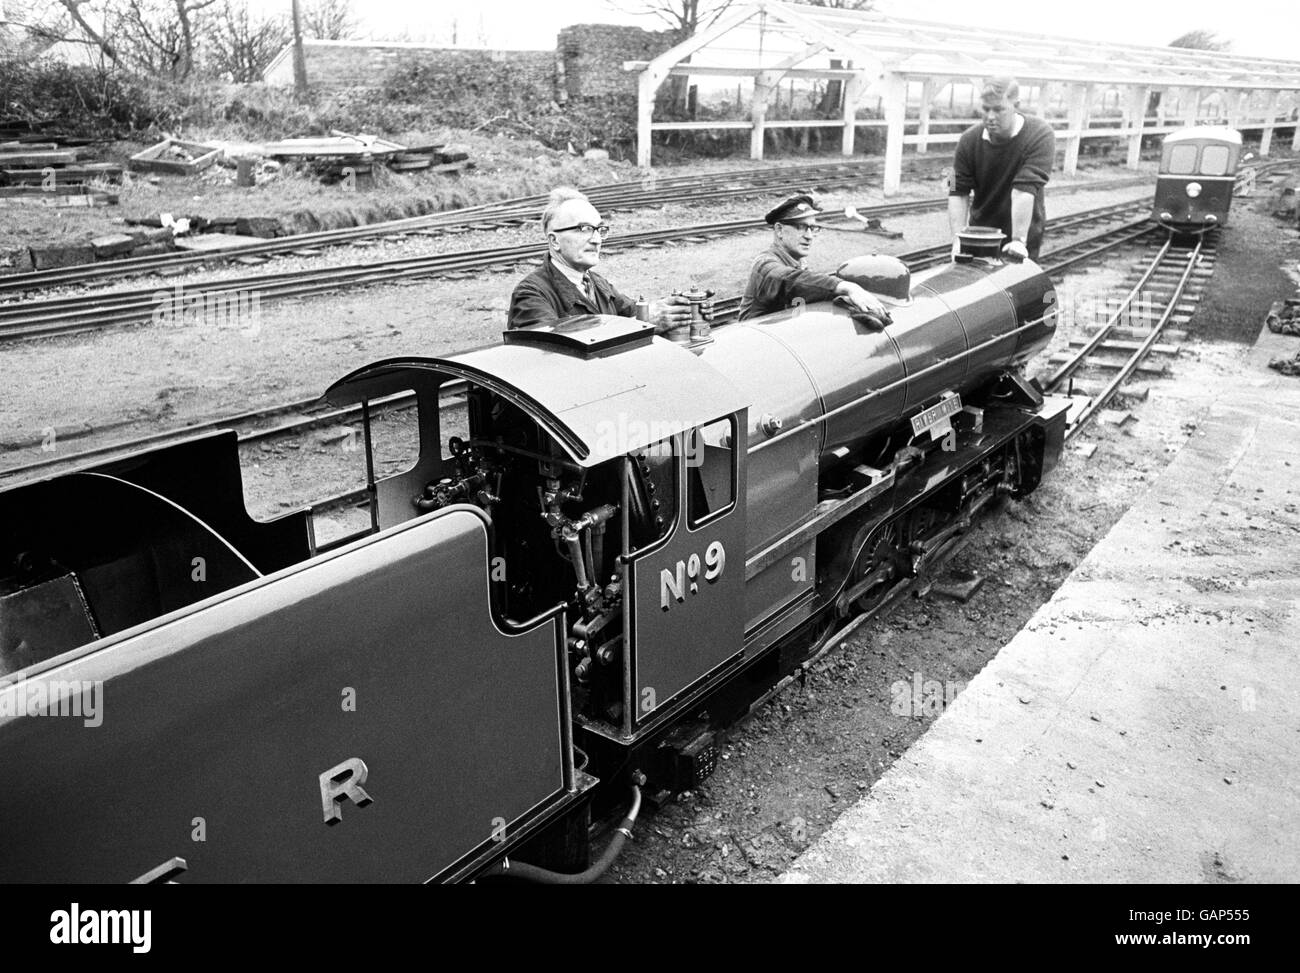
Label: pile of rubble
xmin=1267 ymin=297 xmax=1300 ymax=376
xmin=0 ymin=124 xmax=477 ymax=273
xmin=257 ymin=130 xmax=472 ymax=187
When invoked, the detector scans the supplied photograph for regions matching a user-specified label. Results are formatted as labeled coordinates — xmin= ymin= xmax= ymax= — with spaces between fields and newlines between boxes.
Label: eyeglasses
xmin=780 ymin=222 xmax=821 ymax=236
xmin=551 ymin=223 xmax=611 ymax=238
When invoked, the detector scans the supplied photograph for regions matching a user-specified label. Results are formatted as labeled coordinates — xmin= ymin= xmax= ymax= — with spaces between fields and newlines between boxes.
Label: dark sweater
xmin=951 ymin=114 xmax=1056 ymax=259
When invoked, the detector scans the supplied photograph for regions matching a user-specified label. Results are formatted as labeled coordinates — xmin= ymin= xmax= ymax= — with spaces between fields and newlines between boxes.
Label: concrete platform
xmin=783 ymin=326 xmax=1300 ymax=883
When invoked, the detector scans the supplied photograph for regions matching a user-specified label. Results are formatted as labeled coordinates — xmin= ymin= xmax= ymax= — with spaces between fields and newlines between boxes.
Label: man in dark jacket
xmin=948 ymin=77 xmax=1056 ymax=261
xmin=738 ymin=194 xmax=890 ymax=322
xmin=507 ymin=188 xmax=694 ymax=331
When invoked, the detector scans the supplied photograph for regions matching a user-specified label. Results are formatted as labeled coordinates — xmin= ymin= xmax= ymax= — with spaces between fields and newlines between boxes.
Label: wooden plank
xmin=264 ymin=133 xmax=406 ymax=158
xmin=0 ymin=150 xmax=78 ymax=166
xmin=131 ymin=137 xmax=170 ymax=162
xmin=0 ymin=164 xmax=124 ymax=185
xmin=0 ymin=185 xmax=103 ymax=197
xmin=0 ymin=192 xmax=117 ymax=208
xmin=329 ymin=129 xmax=407 ymax=153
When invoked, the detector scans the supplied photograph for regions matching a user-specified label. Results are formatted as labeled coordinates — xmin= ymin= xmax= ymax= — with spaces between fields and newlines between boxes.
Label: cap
xmin=765 ymin=193 xmax=823 ymax=225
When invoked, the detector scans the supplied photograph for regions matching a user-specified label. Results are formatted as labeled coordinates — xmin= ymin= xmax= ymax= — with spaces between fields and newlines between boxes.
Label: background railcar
xmin=1153 ymin=125 xmax=1243 ymax=235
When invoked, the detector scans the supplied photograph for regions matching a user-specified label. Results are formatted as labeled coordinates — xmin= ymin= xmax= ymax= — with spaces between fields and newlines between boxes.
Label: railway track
xmin=1043 ymin=233 xmax=1214 ymax=439
xmin=0 ymin=156 xmax=956 ymax=298
xmin=0 ymin=193 xmax=1152 ymax=343
xmin=1 ymin=200 xmax=1156 ymax=483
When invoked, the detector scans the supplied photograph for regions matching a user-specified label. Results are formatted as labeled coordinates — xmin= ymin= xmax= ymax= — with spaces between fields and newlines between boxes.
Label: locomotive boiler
xmin=0 ymin=244 xmax=1069 ymax=883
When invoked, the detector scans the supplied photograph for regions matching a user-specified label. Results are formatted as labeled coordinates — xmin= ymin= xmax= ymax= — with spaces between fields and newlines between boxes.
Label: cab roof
xmin=1163 ymin=126 xmax=1242 ymax=145
xmin=324 ymin=319 xmax=748 ymax=467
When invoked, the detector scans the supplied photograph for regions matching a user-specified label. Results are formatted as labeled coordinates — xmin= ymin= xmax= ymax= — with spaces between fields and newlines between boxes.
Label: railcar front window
xmin=1200 ymin=145 xmax=1231 ymax=176
xmin=1166 ymin=144 xmax=1198 ymax=175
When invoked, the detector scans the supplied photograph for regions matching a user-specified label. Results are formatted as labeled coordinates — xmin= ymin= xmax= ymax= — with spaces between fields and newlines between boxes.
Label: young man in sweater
xmin=948 ymin=77 xmax=1056 ymax=262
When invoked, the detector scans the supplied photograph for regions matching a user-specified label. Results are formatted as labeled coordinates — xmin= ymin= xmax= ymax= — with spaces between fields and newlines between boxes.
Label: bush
xmin=0 ymin=57 xmax=172 ymax=132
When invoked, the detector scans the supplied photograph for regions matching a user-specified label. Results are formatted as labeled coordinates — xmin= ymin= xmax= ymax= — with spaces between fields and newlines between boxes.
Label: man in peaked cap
xmin=737 ymin=193 xmax=891 ymax=322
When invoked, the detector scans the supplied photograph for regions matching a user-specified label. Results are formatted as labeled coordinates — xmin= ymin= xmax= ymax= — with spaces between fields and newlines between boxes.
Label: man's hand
xmin=1001 ymin=239 xmax=1028 ymax=262
xmin=837 ymin=281 xmax=891 ymax=321
xmin=648 ymin=294 xmax=694 ymax=333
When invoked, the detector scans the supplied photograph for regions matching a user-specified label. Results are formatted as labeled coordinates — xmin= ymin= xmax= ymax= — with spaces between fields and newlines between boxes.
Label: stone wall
xmin=263 ymin=29 xmax=677 ymax=104
xmin=556 ymin=24 xmax=678 ymax=102
xmin=265 ymin=41 xmax=554 ymax=96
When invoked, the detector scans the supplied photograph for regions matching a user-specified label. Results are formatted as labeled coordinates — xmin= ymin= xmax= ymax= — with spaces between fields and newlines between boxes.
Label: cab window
xmin=1167 ymin=144 xmax=1198 ymax=174
xmin=1200 ymin=145 xmax=1231 ymax=176
xmin=687 ymin=416 xmax=737 ymax=529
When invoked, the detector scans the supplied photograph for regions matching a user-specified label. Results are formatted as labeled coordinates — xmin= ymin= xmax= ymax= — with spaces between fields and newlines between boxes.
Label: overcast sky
xmin=325 ymin=0 xmax=1294 ymax=60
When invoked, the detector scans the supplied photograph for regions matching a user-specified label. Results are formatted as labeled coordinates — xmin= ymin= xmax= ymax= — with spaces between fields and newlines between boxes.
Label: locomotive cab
xmin=324 ymin=316 xmax=751 ymax=745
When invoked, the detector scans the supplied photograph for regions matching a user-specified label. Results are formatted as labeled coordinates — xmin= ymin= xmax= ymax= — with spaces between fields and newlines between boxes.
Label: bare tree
xmin=604 ymin=0 xmax=736 ymax=39
xmin=171 ymin=0 xmax=218 ymax=76
xmin=208 ymin=0 xmax=288 ymax=82
xmin=791 ymin=0 xmax=875 ymax=9
xmin=51 ymin=0 xmax=121 ymax=64
xmin=1169 ymin=29 xmax=1231 ymax=52
xmin=301 ymin=0 xmax=357 ymax=41
xmin=111 ymin=0 xmax=218 ymax=79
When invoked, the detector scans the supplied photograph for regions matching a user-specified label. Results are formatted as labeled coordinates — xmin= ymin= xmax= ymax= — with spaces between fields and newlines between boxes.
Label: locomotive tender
xmin=0 ymin=242 xmax=1069 ymax=883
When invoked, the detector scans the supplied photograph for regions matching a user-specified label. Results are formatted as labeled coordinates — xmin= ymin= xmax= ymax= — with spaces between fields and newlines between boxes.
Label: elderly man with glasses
xmin=737 ymin=194 xmax=890 ymax=322
xmin=507 ymin=187 xmax=696 ymax=331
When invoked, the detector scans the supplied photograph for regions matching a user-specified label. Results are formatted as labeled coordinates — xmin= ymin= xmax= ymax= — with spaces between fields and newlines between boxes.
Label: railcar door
xmin=622 ymin=415 xmax=746 ymax=734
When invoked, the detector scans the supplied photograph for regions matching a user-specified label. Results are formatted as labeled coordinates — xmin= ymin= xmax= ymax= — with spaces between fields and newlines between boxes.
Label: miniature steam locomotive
xmin=0 ymin=241 xmax=1068 ymax=883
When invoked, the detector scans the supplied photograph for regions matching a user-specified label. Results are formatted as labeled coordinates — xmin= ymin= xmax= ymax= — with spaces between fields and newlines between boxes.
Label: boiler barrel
xmin=703 ymin=257 xmax=1056 ymax=465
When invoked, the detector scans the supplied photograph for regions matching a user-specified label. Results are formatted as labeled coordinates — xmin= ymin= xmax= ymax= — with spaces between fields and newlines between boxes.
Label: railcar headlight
xmin=1186 ymin=182 xmax=1202 ymax=198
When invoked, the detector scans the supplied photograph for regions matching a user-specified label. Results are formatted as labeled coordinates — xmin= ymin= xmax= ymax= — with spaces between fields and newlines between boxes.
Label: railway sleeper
xmin=1065 ymin=338 xmax=1181 ymax=356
